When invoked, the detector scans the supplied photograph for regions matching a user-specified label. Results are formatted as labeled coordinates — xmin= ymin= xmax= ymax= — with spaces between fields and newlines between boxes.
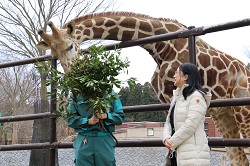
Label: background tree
xmin=244 ymin=47 xmax=250 ymax=70
xmin=0 ymin=65 xmax=37 ymax=144
xmin=119 ymin=82 xmax=165 ymax=122
xmin=0 ymin=0 xmax=119 ymax=165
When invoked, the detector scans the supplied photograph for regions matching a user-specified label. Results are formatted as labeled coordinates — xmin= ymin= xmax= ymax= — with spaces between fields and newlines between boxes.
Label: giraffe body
xmin=36 ymin=12 xmax=250 ymax=165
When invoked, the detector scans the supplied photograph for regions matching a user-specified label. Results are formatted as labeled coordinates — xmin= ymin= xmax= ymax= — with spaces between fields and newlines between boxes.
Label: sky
xmin=112 ymin=0 xmax=250 ymax=86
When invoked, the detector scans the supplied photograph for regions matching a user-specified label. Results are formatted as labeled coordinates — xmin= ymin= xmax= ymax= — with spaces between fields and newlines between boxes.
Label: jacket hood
xmin=203 ymin=92 xmax=212 ymax=107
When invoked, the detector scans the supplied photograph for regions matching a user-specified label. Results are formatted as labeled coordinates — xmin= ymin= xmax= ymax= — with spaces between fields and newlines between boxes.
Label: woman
xmin=162 ymin=62 xmax=211 ymax=166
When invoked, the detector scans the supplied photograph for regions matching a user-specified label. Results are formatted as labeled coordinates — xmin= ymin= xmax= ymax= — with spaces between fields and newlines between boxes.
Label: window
xmin=204 ymin=123 xmax=209 ymax=131
xmin=147 ymin=128 xmax=154 ymax=136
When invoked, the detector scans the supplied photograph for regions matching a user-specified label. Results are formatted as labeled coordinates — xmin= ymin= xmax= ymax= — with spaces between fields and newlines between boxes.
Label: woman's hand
xmin=164 ymin=139 xmax=172 ymax=152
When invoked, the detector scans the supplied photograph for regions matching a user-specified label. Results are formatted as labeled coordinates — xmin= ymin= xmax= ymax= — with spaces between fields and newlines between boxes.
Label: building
xmin=114 ymin=118 xmax=221 ymax=140
xmin=204 ymin=116 xmax=222 ymax=137
xmin=114 ymin=122 xmax=164 ymax=140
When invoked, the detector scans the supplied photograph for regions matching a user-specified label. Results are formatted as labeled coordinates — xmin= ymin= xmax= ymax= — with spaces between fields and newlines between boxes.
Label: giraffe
xmin=36 ymin=12 xmax=250 ymax=165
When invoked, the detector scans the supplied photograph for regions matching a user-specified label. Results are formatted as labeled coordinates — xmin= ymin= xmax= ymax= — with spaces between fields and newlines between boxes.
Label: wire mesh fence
xmin=0 ymin=147 xmax=249 ymax=166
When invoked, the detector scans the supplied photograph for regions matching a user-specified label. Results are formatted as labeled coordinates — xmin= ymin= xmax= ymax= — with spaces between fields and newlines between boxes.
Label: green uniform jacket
xmin=67 ymin=93 xmax=124 ymax=134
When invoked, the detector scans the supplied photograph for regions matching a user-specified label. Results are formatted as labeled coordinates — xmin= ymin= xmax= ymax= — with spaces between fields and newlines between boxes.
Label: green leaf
xmin=35 ymin=45 xmax=137 ymax=122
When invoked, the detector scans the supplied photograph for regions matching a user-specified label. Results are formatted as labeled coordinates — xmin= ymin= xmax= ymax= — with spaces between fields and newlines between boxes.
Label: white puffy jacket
xmin=162 ymin=85 xmax=212 ymax=166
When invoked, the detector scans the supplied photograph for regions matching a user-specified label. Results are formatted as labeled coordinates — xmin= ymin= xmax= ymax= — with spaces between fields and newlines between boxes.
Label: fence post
xmin=188 ymin=26 xmax=196 ymax=64
xmin=220 ymin=156 xmax=226 ymax=166
xmin=49 ymin=58 xmax=57 ymax=166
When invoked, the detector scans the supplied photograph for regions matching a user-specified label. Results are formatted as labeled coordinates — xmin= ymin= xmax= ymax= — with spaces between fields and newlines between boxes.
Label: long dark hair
xmin=179 ymin=62 xmax=206 ymax=100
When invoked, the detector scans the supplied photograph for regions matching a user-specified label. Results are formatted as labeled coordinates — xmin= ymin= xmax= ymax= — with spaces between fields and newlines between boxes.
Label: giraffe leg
xmin=234 ymin=106 xmax=250 ymax=166
xmin=211 ymin=108 xmax=249 ymax=166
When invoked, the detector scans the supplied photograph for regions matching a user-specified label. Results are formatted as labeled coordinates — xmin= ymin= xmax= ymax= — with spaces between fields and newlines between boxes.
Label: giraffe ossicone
xmin=36 ymin=12 xmax=250 ymax=165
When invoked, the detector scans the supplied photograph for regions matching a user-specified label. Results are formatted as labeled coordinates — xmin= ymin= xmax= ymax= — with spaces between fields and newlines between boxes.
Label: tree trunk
xmin=12 ymin=122 xmax=18 ymax=144
xmin=29 ymin=73 xmax=58 ymax=166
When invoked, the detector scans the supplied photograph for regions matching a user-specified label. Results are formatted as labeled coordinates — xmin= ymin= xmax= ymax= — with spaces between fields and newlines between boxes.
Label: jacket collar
xmin=173 ymin=84 xmax=212 ymax=108
xmin=173 ymin=84 xmax=188 ymax=97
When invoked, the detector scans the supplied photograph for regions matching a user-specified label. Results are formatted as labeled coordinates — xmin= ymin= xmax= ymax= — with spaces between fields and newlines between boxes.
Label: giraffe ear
xmin=36 ymin=41 xmax=50 ymax=50
xmin=66 ymin=21 xmax=75 ymax=35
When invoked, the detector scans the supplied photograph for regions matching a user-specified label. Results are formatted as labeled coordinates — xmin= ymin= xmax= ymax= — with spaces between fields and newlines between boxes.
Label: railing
xmin=1 ymin=18 xmax=250 ymax=165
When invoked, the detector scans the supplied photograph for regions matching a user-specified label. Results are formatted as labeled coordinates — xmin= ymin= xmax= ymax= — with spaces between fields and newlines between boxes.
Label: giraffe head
xmin=36 ymin=21 xmax=80 ymax=73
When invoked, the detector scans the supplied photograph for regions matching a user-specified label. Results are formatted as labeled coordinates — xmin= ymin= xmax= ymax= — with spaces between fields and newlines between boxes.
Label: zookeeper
xmin=67 ymin=91 xmax=124 ymax=166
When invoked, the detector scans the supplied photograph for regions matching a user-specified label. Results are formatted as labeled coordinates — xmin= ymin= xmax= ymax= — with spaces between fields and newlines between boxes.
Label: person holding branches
xmin=162 ymin=62 xmax=212 ymax=166
xmin=67 ymin=91 xmax=124 ymax=166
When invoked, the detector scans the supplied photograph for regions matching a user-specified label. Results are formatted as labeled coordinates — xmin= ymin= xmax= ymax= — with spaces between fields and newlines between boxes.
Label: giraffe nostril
xmin=48 ymin=21 xmax=53 ymax=27
xmin=37 ymin=29 xmax=44 ymax=34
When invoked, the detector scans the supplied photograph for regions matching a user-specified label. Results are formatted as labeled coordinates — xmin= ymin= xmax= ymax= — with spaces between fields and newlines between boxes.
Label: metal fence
xmin=0 ymin=17 xmax=250 ymax=166
xmin=0 ymin=138 xmax=31 ymax=145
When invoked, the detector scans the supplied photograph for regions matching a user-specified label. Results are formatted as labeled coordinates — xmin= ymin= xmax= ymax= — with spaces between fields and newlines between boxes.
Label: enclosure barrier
xmin=1 ymin=99 xmax=250 ymax=151
xmin=0 ymin=18 xmax=250 ymax=166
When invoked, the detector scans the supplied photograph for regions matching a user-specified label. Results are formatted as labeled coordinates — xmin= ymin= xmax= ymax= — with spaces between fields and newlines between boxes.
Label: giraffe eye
xmin=66 ymin=43 xmax=73 ymax=51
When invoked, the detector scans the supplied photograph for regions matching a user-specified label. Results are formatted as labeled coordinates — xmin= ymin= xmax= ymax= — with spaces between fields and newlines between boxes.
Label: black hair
xmin=179 ymin=62 xmax=206 ymax=100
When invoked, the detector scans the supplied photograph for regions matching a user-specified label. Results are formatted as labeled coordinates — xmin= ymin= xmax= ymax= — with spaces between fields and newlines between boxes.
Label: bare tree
xmin=244 ymin=47 xmax=250 ymax=69
xmin=0 ymin=65 xmax=37 ymax=144
xmin=0 ymin=0 xmax=119 ymax=165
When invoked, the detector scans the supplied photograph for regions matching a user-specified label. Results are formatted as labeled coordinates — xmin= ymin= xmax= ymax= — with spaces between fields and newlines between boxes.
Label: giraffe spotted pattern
xmin=36 ymin=12 xmax=250 ymax=165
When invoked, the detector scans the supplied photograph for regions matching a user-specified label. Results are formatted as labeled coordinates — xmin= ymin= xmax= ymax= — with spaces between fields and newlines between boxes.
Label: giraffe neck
xmin=66 ymin=12 xmax=189 ymax=65
xmin=64 ymin=12 xmax=250 ymax=101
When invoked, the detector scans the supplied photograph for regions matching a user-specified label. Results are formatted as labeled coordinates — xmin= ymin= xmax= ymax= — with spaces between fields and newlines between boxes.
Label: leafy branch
xmin=36 ymin=45 xmax=136 ymax=120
